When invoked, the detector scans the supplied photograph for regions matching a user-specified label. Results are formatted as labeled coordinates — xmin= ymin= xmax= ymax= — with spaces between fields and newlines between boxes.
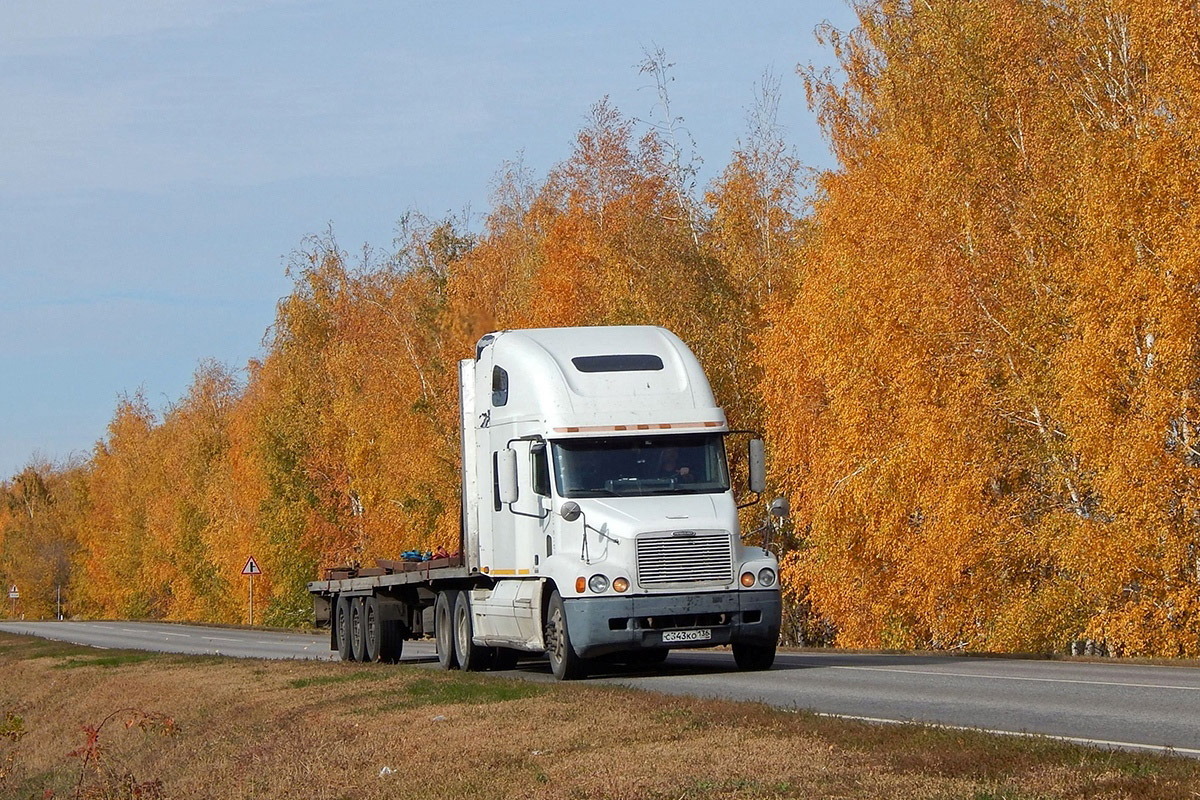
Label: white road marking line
xmin=811 ymin=712 xmax=1200 ymax=758
xmin=203 ymin=637 xmax=241 ymax=643
xmin=830 ymin=665 xmax=1200 ymax=692
xmin=158 ymin=632 xmax=191 ymax=638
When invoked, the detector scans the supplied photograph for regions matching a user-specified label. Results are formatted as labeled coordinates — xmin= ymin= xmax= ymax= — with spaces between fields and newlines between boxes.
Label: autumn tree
xmin=0 ymin=462 xmax=86 ymax=619
xmin=75 ymin=393 xmax=162 ymax=618
xmin=766 ymin=0 xmax=1200 ymax=655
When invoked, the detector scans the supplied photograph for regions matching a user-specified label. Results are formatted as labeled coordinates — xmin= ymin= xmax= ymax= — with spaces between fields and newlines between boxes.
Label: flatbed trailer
xmin=308 ymin=556 xmax=476 ymax=664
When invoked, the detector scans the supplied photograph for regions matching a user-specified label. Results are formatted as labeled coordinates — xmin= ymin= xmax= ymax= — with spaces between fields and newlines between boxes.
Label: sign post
xmin=8 ymin=585 xmax=18 ymax=618
xmin=241 ymin=557 xmax=262 ymax=626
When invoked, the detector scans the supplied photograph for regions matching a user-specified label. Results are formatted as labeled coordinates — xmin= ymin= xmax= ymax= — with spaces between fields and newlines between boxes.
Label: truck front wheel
xmin=732 ymin=641 xmax=776 ymax=671
xmin=545 ymin=589 xmax=586 ymax=680
xmin=434 ymin=590 xmax=457 ymax=669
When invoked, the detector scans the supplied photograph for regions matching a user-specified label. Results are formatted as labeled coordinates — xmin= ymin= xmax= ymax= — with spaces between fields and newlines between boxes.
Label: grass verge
xmin=1 ymin=631 xmax=1198 ymax=799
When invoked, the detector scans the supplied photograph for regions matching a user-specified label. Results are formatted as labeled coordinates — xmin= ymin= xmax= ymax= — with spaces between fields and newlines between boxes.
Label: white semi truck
xmin=307 ymin=326 xmax=782 ymax=679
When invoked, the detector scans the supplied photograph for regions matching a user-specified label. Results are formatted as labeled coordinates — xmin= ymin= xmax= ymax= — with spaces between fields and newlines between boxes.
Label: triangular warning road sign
xmin=241 ymin=557 xmax=262 ymax=575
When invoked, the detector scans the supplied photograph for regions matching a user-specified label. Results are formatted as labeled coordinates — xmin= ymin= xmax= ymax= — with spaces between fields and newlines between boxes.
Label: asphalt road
xmin=3 ymin=620 xmax=1198 ymax=757
xmin=0 ymin=620 xmax=335 ymax=661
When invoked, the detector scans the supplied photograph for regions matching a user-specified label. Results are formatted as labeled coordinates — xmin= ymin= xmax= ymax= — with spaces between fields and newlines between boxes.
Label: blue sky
xmin=0 ymin=1 xmax=857 ymax=478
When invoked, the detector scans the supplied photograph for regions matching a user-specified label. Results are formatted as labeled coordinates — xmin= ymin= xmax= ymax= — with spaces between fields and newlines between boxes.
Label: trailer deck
xmin=306 ymin=555 xmax=472 ymax=597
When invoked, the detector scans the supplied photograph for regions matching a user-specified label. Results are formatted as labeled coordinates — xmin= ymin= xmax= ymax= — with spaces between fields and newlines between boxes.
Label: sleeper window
xmin=492 ymin=366 xmax=509 ymax=406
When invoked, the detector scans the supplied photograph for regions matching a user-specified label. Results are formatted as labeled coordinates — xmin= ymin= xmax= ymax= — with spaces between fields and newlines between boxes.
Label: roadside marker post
xmin=7 ymin=585 xmax=18 ymax=618
xmin=241 ymin=557 xmax=262 ymax=626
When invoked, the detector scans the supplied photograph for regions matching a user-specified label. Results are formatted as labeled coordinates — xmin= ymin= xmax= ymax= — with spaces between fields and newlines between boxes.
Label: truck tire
xmin=362 ymin=594 xmax=400 ymax=662
xmin=335 ymin=595 xmax=354 ymax=661
xmin=379 ymin=620 xmax=404 ymax=664
xmin=453 ymin=590 xmax=491 ymax=671
xmin=434 ymin=590 xmax=457 ymax=670
xmin=545 ymin=589 xmax=586 ymax=680
xmin=350 ymin=597 xmax=368 ymax=663
xmin=732 ymin=641 xmax=776 ymax=671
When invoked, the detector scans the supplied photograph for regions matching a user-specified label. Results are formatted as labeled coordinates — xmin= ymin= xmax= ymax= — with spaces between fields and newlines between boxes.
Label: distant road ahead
xmin=4 ymin=620 xmax=1199 ymax=757
xmin=0 ymin=620 xmax=335 ymax=661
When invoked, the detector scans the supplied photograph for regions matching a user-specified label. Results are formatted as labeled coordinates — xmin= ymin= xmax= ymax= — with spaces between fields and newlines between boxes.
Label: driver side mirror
xmin=497 ymin=449 xmax=519 ymax=504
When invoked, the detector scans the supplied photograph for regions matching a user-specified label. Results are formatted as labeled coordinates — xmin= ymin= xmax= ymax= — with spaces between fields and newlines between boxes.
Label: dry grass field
xmin=1 ymin=632 xmax=1198 ymax=800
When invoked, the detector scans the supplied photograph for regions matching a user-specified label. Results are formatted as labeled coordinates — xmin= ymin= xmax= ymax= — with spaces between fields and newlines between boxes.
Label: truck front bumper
xmin=562 ymin=589 xmax=781 ymax=659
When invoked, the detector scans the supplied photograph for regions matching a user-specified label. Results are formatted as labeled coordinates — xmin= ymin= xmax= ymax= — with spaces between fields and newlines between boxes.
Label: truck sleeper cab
xmin=462 ymin=326 xmax=780 ymax=679
xmin=308 ymin=326 xmax=782 ymax=680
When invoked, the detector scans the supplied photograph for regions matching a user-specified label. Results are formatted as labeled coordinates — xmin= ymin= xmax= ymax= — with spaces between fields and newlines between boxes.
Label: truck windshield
xmin=551 ymin=434 xmax=730 ymax=498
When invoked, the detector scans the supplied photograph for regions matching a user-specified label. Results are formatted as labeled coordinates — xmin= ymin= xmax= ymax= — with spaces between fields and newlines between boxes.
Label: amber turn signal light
xmin=613 ymin=577 xmax=629 ymax=593
xmin=740 ymin=572 xmax=756 ymax=587
xmin=575 ymin=576 xmax=587 ymax=593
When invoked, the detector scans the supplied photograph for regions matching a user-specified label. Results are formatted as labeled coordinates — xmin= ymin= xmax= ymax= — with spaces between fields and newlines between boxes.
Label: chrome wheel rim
xmin=549 ymin=607 xmax=566 ymax=665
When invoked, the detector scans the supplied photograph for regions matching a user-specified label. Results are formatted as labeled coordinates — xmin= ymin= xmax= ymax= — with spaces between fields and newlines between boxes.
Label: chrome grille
xmin=635 ymin=530 xmax=734 ymax=588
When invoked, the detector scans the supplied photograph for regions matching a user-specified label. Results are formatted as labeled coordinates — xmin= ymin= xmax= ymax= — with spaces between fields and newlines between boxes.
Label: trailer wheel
xmin=363 ymin=596 xmax=386 ymax=663
xmin=545 ymin=589 xmax=586 ymax=680
xmin=453 ymin=590 xmax=491 ymax=671
xmin=434 ymin=590 xmax=457 ymax=670
xmin=732 ymin=641 xmax=776 ymax=671
xmin=350 ymin=597 xmax=368 ymax=662
xmin=335 ymin=596 xmax=354 ymax=661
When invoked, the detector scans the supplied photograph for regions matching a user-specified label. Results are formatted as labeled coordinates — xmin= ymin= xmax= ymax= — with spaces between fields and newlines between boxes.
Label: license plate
xmin=662 ymin=628 xmax=711 ymax=643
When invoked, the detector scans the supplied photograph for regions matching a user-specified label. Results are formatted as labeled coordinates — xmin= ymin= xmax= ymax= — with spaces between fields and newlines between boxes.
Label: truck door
xmin=509 ymin=438 xmax=552 ymax=570
xmin=475 ymin=357 xmax=516 ymax=572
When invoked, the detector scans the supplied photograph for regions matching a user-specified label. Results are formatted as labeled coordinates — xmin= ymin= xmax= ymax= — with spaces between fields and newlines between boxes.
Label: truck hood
xmin=576 ymin=494 xmax=725 ymax=538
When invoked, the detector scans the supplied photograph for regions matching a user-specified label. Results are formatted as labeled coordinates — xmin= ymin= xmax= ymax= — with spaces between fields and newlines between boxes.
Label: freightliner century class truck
xmin=307 ymin=325 xmax=782 ymax=679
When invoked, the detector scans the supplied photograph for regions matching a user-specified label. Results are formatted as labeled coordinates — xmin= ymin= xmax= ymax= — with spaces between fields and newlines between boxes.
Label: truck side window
xmin=492 ymin=366 xmax=509 ymax=406
xmin=531 ymin=443 xmax=550 ymax=497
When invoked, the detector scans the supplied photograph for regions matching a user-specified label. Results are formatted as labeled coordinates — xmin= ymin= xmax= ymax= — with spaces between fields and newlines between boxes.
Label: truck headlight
xmin=612 ymin=577 xmax=629 ymax=593
xmin=588 ymin=574 xmax=610 ymax=593
xmin=740 ymin=572 xmax=756 ymax=587
xmin=757 ymin=567 xmax=777 ymax=588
